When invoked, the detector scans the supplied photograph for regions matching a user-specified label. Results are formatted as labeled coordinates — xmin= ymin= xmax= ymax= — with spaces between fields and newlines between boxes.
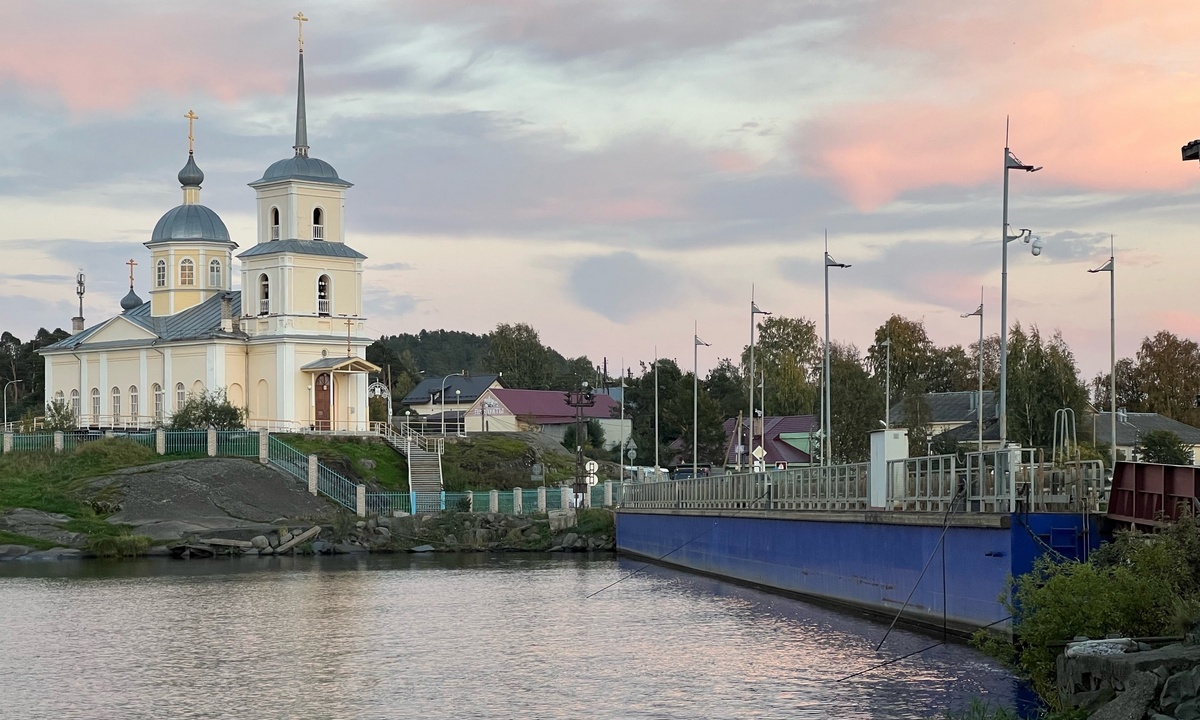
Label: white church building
xmin=41 ymin=30 xmax=379 ymax=432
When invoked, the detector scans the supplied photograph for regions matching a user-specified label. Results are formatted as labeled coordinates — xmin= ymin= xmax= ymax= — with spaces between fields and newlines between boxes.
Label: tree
xmin=169 ymin=389 xmax=246 ymax=430
xmin=562 ymin=419 xmax=605 ymax=454
xmin=704 ymin=358 xmax=745 ymax=421
xmin=1090 ymin=357 xmax=1143 ymax=412
xmin=43 ymin=398 xmax=77 ymax=432
xmin=828 ymin=343 xmax=884 ymax=463
xmin=1005 ymin=324 xmax=1088 ymax=448
xmin=866 ymin=315 xmax=937 ymax=401
xmin=743 ymin=315 xmax=820 ymax=417
xmin=1135 ymin=331 xmax=1200 ymax=427
xmin=484 ymin=323 xmax=556 ymax=390
xmin=1137 ymin=430 xmax=1193 ymax=465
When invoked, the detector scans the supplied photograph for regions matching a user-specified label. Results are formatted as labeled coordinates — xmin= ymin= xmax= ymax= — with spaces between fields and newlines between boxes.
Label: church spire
xmin=293 ymin=11 xmax=309 ymax=158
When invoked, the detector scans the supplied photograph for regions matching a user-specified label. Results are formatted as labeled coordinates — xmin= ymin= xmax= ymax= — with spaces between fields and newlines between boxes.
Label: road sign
xmin=775 ymin=461 xmax=787 ymax=471
xmin=585 ymin=460 xmax=599 ymax=473
xmin=586 ymin=473 xmax=598 ymax=486
xmin=627 ymin=448 xmax=637 ymax=460
xmin=752 ymin=445 xmax=766 ymax=460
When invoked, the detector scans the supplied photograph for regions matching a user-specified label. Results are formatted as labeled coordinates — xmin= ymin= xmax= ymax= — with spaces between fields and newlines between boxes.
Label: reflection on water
xmin=0 ymin=554 xmax=1020 ymax=719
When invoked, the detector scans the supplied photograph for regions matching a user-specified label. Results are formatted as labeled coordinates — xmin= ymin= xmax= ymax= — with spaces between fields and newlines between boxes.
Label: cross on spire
xmin=185 ymin=110 xmax=198 ymax=154
xmin=126 ymin=258 xmax=138 ymax=288
xmin=294 ymin=11 xmax=308 ymax=52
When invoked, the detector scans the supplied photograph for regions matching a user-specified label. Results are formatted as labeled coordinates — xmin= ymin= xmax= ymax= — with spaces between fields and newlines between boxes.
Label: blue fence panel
xmin=496 ymin=491 xmax=515 ymax=514
xmin=10 ymin=434 xmax=53 ymax=452
xmin=62 ymin=432 xmax=102 ymax=452
xmin=412 ymin=492 xmax=444 ymax=513
xmin=165 ymin=431 xmax=207 ymax=455
xmin=365 ymin=492 xmax=410 ymax=517
xmin=123 ymin=432 xmax=156 ymax=450
xmin=217 ymin=430 xmax=258 ymax=457
xmin=521 ymin=489 xmax=541 ymax=513
xmin=545 ymin=489 xmax=564 ymax=510
xmin=444 ymin=492 xmax=472 ymax=512
xmin=590 ymin=484 xmax=604 ymax=507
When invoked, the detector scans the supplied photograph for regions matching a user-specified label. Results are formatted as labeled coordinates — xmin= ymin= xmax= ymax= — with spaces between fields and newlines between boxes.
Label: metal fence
xmin=622 ymin=465 xmax=871 ymax=512
xmin=9 ymin=434 xmax=54 ymax=452
xmin=365 ymin=492 xmax=412 ymax=517
xmin=217 ymin=430 xmax=259 ymax=457
xmin=316 ymin=464 xmax=358 ymax=512
xmin=165 ymin=430 xmax=207 ymax=455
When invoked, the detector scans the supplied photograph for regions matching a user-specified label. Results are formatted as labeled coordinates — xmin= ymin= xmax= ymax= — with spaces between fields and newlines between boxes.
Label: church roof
xmin=250 ymin=155 xmax=352 ymax=187
xmin=149 ymin=204 xmax=233 ymax=244
xmin=237 ymin=239 xmax=366 ymax=260
xmin=45 ymin=291 xmax=245 ymax=351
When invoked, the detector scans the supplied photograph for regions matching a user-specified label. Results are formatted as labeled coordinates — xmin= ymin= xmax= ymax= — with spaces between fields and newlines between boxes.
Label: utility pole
xmin=564 ymin=381 xmax=595 ymax=507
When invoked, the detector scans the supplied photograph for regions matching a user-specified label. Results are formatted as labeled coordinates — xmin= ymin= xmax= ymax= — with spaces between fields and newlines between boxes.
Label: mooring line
xmin=839 ymin=615 xmax=1011 ymax=683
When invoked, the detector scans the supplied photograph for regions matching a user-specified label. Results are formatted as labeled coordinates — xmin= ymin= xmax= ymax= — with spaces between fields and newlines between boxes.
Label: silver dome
xmin=150 ymin=204 xmax=231 ymax=244
xmin=253 ymin=155 xmax=352 ymax=187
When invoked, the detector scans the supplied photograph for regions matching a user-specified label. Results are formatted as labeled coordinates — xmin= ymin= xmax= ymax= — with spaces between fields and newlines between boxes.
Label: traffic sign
xmin=752 ymin=445 xmax=766 ymax=460
xmin=585 ymin=460 xmax=599 ymax=473
xmin=586 ymin=473 xmax=598 ymax=486
xmin=627 ymin=448 xmax=637 ymax=460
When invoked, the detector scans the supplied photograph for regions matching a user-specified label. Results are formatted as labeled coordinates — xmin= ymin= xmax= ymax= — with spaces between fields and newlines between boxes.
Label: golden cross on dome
xmin=185 ymin=110 xmax=198 ymax=154
xmin=294 ymin=11 xmax=308 ymax=51
xmin=126 ymin=258 xmax=138 ymax=287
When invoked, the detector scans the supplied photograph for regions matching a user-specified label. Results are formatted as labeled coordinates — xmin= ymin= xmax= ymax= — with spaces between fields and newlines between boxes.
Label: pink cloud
xmin=795 ymin=1 xmax=1200 ymax=209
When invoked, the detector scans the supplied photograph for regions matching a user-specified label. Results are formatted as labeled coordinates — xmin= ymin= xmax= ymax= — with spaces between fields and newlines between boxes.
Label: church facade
xmin=41 ymin=35 xmax=379 ymax=432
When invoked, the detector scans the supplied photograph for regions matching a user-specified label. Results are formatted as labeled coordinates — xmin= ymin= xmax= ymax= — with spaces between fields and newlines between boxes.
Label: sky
xmin=3 ymin=0 xmax=1200 ymax=382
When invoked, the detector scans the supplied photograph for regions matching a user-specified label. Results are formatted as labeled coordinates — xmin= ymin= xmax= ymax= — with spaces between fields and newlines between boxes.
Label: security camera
xmin=1030 ymin=237 xmax=1044 ymax=256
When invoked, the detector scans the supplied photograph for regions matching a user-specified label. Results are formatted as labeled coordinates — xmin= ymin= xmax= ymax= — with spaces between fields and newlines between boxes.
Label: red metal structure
xmin=1107 ymin=461 xmax=1200 ymax=527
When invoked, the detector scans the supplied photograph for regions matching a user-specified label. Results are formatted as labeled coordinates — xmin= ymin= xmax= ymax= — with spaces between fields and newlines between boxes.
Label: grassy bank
xmin=275 ymin=434 xmax=408 ymax=490
xmin=442 ymin=434 xmax=575 ymax=491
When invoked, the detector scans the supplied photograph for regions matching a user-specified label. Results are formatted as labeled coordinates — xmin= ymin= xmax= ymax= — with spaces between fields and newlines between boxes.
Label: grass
xmin=276 ymin=434 xmax=408 ymax=490
xmin=573 ymin=508 xmax=615 ymax=536
xmin=442 ymin=434 xmax=580 ymax=491
xmin=0 ymin=530 xmax=56 ymax=550
xmin=0 ymin=439 xmax=162 ymax=518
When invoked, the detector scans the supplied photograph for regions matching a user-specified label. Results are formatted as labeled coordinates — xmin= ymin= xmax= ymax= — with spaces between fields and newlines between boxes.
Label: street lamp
xmin=1089 ymin=235 xmax=1116 ymax=467
xmin=881 ymin=338 xmax=891 ymax=430
xmin=823 ymin=232 xmax=850 ymax=466
xmin=962 ymin=291 xmax=984 ymax=453
xmin=999 ymin=130 xmax=1042 ymax=452
xmin=694 ymin=325 xmax=711 ymax=480
xmin=748 ymin=287 xmax=771 ymax=470
xmin=440 ymin=371 xmax=465 ymax=437
xmin=3 ymin=379 xmax=22 ymax=428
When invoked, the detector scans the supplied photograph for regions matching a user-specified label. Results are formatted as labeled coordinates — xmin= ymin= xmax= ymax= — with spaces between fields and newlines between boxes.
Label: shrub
xmin=43 ymin=398 xmax=77 ymax=432
xmin=169 ymin=389 xmax=245 ymax=430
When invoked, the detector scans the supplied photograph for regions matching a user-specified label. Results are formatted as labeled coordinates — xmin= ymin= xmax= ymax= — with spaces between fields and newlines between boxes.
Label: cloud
xmin=566 ymin=251 xmax=680 ymax=322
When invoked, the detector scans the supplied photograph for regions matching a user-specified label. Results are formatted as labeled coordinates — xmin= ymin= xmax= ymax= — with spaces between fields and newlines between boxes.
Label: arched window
xmin=208 ymin=259 xmax=221 ymax=288
xmin=179 ymin=258 xmax=195 ymax=286
xmin=153 ymin=383 xmax=163 ymax=421
xmin=70 ymin=389 xmax=80 ymax=419
xmin=270 ymin=207 xmax=280 ymax=241
xmin=156 ymin=259 xmax=166 ymax=288
xmin=175 ymin=382 xmax=186 ymax=410
xmin=129 ymin=386 xmax=139 ymax=422
xmin=90 ymin=388 xmax=100 ymax=421
xmin=258 ymin=273 xmax=270 ymax=315
xmin=54 ymin=390 xmax=64 ymax=403
xmin=111 ymin=387 xmax=121 ymax=423
xmin=317 ymin=274 xmax=331 ymax=316
xmin=312 ymin=207 xmax=324 ymax=240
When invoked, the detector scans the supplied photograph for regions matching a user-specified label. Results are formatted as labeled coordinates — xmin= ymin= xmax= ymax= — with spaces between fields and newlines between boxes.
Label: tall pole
xmin=619 ymin=358 xmax=625 ymax=485
xmin=694 ymin=324 xmax=710 ymax=479
xmin=823 ymin=231 xmax=850 ymax=466
xmin=654 ymin=347 xmax=659 ymax=477
xmin=1090 ymin=237 xmax=1116 ymax=467
xmin=3 ymin=379 xmax=21 ymax=428
xmin=883 ymin=338 xmax=891 ymax=429
xmin=748 ymin=288 xmax=770 ymax=470
xmin=977 ymin=292 xmax=984 ymax=453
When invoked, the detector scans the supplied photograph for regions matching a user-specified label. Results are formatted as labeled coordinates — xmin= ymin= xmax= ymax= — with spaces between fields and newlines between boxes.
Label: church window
xmin=153 ymin=384 xmax=163 ymax=421
xmin=259 ymin=274 xmax=270 ymax=315
xmin=209 ymin=259 xmax=222 ymax=288
xmin=156 ymin=259 xmax=166 ymax=288
xmin=312 ymin=207 xmax=324 ymax=240
xmin=70 ymin=390 xmax=80 ymax=419
xmin=317 ymin=275 xmax=331 ymax=316
xmin=180 ymin=258 xmax=195 ymax=286
xmin=111 ymin=387 xmax=121 ymax=423
xmin=90 ymin=388 xmax=100 ymax=421
xmin=270 ymin=207 xmax=280 ymax=241
xmin=175 ymin=382 xmax=185 ymax=409
xmin=129 ymin=386 xmax=139 ymax=422
xmin=54 ymin=390 xmax=64 ymax=403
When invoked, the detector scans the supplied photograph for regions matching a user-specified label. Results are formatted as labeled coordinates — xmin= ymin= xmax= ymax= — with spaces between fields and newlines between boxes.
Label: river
xmin=0 ymin=554 xmax=1024 ymax=719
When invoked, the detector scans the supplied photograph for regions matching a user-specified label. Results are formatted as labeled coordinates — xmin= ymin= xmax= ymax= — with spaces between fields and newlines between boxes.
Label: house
xmin=1092 ymin=411 xmax=1200 ymax=464
xmin=41 ymin=36 xmax=380 ymax=431
xmin=721 ymin=415 xmax=819 ymax=469
xmin=463 ymin=388 xmax=630 ymax=450
xmin=400 ymin=374 xmax=501 ymax=421
xmin=888 ymin=390 xmax=997 ymax=439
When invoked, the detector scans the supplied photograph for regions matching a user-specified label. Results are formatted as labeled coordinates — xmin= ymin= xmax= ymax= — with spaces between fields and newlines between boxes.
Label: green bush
xmin=170 ymin=388 xmax=245 ymax=430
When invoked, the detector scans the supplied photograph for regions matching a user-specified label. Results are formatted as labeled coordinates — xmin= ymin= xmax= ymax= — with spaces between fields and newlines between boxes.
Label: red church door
xmin=315 ymin=373 xmax=332 ymax=431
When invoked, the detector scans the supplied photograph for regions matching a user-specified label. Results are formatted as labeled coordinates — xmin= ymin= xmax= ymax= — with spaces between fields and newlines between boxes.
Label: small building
xmin=1092 ymin=411 xmax=1200 ymax=464
xmin=888 ymin=390 xmax=997 ymax=438
xmin=463 ymin=388 xmax=630 ymax=450
xmin=721 ymin=415 xmax=818 ymax=469
xmin=399 ymin=374 xmax=502 ymax=428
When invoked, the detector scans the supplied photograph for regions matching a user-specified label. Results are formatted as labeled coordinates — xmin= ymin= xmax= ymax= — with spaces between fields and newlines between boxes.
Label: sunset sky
xmin=3 ymin=1 xmax=1199 ymax=382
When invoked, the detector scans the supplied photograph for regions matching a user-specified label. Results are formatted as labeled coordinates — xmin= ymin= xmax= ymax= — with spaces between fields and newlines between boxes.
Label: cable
xmin=838 ymin=615 xmax=1011 ymax=683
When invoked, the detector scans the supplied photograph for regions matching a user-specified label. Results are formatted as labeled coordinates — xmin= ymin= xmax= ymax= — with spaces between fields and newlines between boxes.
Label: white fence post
xmin=513 ymin=488 xmax=522 ymax=515
xmin=356 ymin=484 xmax=367 ymax=517
xmin=537 ymin=486 xmax=546 ymax=512
xmin=307 ymin=454 xmax=318 ymax=496
xmin=53 ymin=431 xmax=64 ymax=453
xmin=206 ymin=426 xmax=217 ymax=457
xmin=489 ymin=490 xmax=499 ymax=513
xmin=466 ymin=490 xmax=474 ymax=512
xmin=2 ymin=432 xmax=11 ymax=453
xmin=155 ymin=428 xmax=166 ymax=455
xmin=258 ymin=428 xmax=269 ymax=464
xmin=560 ymin=486 xmax=571 ymax=510
xmin=603 ymin=481 xmax=613 ymax=507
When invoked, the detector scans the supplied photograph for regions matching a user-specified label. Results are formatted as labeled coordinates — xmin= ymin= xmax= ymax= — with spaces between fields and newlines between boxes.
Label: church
xmin=41 ymin=19 xmax=379 ymax=432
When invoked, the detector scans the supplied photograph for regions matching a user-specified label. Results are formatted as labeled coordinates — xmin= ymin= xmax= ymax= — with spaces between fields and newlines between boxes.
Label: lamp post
xmin=3 ymin=379 xmax=22 ymax=428
xmin=962 ymin=291 xmax=984 ymax=452
xmin=999 ymin=128 xmax=1042 ymax=452
xmin=654 ymin=347 xmax=660 ymax=479
xmin=1089 ymin=236 xmax=1116 ymax=467
xmin=440 ymin=371 xmax=465 ymax=437
xmin=748 ymin=287 xmax=771 ymax=470
xmin=454 ymin=389 xmax=461 ymax=435
xmin=881 ymin=338 xmax=891 ymax=430
xmin=694 ymin=325 xmax=710 ymax=479
xmin=823 ymin=231 xmax=850 ymax=466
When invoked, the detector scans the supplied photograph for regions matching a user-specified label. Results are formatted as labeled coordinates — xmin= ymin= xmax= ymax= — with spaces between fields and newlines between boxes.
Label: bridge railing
xmin=621 ymin=464 xmax=871 ymax=512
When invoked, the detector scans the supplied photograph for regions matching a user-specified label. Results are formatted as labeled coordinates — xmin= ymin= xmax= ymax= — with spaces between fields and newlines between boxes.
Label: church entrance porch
xmin=315 ymin=372 xmax=332 ymax=430
xmin=300 ymin=356 xmax=381 ymax=433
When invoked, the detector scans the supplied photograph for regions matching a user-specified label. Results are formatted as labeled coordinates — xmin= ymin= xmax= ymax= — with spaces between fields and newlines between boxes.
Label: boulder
xmin=279 ymin=532 xmax=294 ymax=544
xmin=572 ymin=537 xmax=587 ymax=550
xmin=359 ymin=459 xmax=376 ymax=470
xmin=561 ymin=532 xmax=579 ymax=548
xmin=334 ymin=542 xmax=368 ymax=554
xmin=1162 ymin=667 xmax=1200 ymax=715
xmin=410 ymin=544 xmax=435 ymax=553
xmin=250 ymin=535 xmax=270 ymax=549
xmin=0 ymin=508 xmax=86 ymax=548
xmin=260 ymin=546 xmax=274 ymax=555
xmin=311 ymin=540 xmax=333 ymax=554
xmin=18 ymin=547 xmax=82 ymax=561
xmin=444 ymin=534 xmax=457 ymax=547
xmin=1092 ymin=672 xmax=1159 ymax=720
xmin=0 ymin=544 xmax=32 ymax=559
xmin=375 ymin=526 xmax=390 ymax=539
xmin=1176 ymin=699 xmax=1200 ymax=720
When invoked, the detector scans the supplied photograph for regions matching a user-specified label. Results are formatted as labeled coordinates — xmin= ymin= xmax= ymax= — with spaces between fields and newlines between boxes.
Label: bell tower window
xmin=155 ymin=259 xmax=166 ymax=288
xmin=313 ymin=207 xmax=324 ymax=241
xmin=270 ymin=207 xmax=280 ymax=241
xmin=317 ymin=275 xmax=331 ymax=316
xmin=209 ymin=259 xmax=222 ymax=288
xmin=180 ymin=258 xmax=195 ymax=286
xmin=259 ymin=274 xmax=270 ymax=315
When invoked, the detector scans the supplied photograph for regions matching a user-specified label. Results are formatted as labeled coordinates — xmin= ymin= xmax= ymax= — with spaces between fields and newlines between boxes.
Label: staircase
xmin=374 ymin=422 xmax=445 ymax=512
